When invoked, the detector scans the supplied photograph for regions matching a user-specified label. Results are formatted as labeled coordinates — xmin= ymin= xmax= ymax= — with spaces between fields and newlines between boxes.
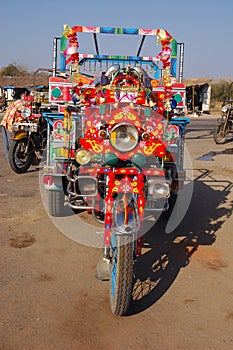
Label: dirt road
xmin=0 ymin=115 xmax=233 ymax=350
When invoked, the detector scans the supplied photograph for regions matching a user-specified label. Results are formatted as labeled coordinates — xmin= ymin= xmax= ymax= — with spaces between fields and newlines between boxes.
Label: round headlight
xmin=21 ymin=107 xmax=31 ymax=118
xmin=110 ymin=123 xmax=138 ymax=153
xmin=222 ymin=106 xmax=228 ymax=113
xmin=148 ymin=179 xmax=170 ymax=199
xmin=75 ymin=149 xmax=90 ymax=165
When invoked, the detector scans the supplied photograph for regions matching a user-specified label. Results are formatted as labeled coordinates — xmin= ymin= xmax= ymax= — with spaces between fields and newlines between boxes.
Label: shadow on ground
xmin=129 ymin=169 xmax=233 ymax=315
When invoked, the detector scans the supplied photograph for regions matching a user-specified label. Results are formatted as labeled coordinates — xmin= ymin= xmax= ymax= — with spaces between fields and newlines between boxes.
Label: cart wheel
xmin=48 ymin=190 xmax=65 ymax=217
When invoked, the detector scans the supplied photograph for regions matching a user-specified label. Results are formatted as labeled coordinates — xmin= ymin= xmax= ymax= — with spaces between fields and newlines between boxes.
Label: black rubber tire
xmin=48 ymin=190 xmax=65 ymax=217
xmin=213 ymin=124 xmax=229 ymax=144
xmin=8 ymin=139 xmax=33 ymax=174
xmin=110 ymin=234 xmax=134 ymax=316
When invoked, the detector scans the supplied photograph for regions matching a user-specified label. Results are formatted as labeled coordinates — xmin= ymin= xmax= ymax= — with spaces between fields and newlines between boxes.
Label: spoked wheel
xmin=8 ymin=139 xmax=33 ymax=173
xmin=109 ymin=199 xmax=137 ymax=316
xmin=213 ymin=124 xmax=229 ymax=144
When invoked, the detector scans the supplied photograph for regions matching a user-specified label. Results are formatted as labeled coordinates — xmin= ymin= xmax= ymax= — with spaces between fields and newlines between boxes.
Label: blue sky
xmin=1 ymin=0 xmax=233 ymax=79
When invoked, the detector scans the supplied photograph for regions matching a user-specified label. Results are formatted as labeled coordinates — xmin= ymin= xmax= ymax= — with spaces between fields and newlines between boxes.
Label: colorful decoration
xmin=44 ymin=24 xmax=189 ymax=265
xmin=77 ymin=104 xmax=171 ymax=161
xmin=60 ymin=24 xmax=177 ymax=84
xmin=49 ymin=24 xmax=186 ymax=116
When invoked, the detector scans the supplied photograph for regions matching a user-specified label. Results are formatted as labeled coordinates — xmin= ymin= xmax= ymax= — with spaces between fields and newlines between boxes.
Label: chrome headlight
xmin=21 ymin=107 xmax=31 ymax=118
xmin=222 ymin=106 xmax=227 ymax=113
xmin=109 ymin=123 xmax=138 ymax=153
xmin=147 ymin=178 xmax=171 ymax=199
xmin=75 ymin=149 xmax=90 ymax=165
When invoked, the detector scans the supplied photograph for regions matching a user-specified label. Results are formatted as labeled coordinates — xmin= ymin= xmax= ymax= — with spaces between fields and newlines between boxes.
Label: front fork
xmin=25 ymin=132 xmax=33 ymax=153
xmin=219 ymin=112 xmax=230 ymax=134
xmin=103 ymin=192 xmax=145 ymax=260
xmin=12 ymin=131 xmax=34 ymax=154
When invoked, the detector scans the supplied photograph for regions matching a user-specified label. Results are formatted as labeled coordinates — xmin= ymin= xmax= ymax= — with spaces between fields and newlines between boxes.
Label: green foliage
xmin=0 ymin=62 xmax=29 ymax=77
xmin=211 ymin=79 xmax=233 ymax=102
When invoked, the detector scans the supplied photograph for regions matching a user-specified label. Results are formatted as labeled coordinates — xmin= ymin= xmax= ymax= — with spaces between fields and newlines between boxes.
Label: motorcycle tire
xmin=213 ymin=124 xmax=229 ymax=144
xmin=48 ymin=190 xmax=65 ymax=217
xmin=8 ymin=139 xmax=33 ymax=174
xmin=110 ymin=233 xmax=134 ymax=316
xmin=109 ymin=200 xmax=135 ymax=315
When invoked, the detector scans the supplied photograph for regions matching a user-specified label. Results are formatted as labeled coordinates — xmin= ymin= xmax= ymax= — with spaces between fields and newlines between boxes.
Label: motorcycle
xmin=42 ymin=24 xmax=190 ymax=316
xmin=213 ymin=100 xmax=233 ymax=144
xmin=9 ymin=106 xmax=47 ymax=173
xmin=64 ymin=100 xmax=189 ymax=316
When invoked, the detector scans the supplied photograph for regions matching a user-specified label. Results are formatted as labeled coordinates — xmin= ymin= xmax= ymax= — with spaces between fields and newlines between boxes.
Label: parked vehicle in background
xmin=1 ymin=94 xmax=47 ymax=173
xmin=214 ymin=100 xmax=233 ymax=144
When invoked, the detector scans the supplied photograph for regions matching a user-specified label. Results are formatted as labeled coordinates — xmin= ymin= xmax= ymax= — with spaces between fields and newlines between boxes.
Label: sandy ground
xmin=0 ymin=114 xmax=233 ymax=350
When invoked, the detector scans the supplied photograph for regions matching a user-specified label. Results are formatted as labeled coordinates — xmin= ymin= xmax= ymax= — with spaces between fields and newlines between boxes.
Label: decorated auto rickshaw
xmin=42 ymin=24 xmax=190 ymax=315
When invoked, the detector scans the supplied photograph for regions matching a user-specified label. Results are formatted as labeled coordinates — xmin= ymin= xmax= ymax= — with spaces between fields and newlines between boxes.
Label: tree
xmin=211 ymin=79 xmax=233 ymax=102
xmin=0 ymin=62 xmax=29 ymax=77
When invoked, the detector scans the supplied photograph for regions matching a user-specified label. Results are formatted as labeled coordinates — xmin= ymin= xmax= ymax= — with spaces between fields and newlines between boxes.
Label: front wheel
xmin=110 ymin=234 xmax=134 ymax=316
xmin=8 ymin=139 xmax=33 ymax=173
xmin=109 ymin=199 xmax=137 ymax=315
xmin=213 ymin=124 xmax=229 ymax=144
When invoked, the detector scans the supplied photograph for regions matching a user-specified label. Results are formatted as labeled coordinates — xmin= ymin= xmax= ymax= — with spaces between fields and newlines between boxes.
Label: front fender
xmin=11 ymin=131 xmax=27 ymax=141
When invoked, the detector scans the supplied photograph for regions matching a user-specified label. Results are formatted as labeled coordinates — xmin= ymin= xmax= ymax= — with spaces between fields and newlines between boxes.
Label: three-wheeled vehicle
xmin=42 ymin=24 xmax=190 ymax=315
